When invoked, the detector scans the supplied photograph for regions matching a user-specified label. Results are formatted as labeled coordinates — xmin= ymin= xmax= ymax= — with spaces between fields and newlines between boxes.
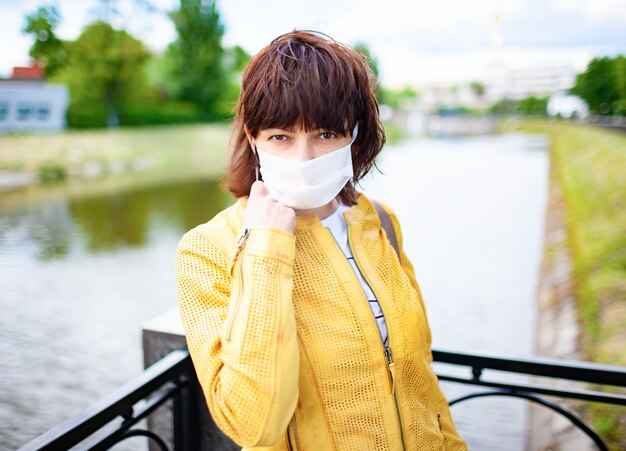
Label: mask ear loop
xmin=252 ymin=140 xmax=261 ymax=182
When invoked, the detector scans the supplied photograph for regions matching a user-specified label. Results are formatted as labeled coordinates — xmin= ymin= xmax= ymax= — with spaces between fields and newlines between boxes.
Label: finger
xmin=249 ymin=180 xmax=266 ymax=198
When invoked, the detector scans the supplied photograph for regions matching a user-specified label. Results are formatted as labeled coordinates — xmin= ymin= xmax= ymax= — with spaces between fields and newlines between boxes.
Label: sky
xmin=0 ymin=0 xmax=625 ymax=87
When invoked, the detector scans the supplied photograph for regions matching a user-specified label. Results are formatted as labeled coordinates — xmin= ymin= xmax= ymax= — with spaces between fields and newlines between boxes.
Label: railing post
xmin=173 ymin=359 xmax=198 ymax=450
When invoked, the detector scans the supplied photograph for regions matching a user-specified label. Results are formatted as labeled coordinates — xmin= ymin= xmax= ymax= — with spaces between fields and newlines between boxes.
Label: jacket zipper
xmin=224 ymin=228 xmax=250 ymax=342
xmin=346 ymin=227 xmax=407 ymax=451
xmin=286 ymin=414 xmax=299 ymax=451
xmin=384 ymin=339 xmax=407 ymax=451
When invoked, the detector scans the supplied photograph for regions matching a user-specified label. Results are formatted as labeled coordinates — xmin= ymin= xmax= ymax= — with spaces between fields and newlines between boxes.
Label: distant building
xmin=418 ymin=84 xmax=486 ymax=111
xmin=485 ymin=9 xmax=576 ymax=102
xmin=0 ymin=64 xmax=69 ymax=133
xmin=506 ymin=66 xmax=576 ymax=101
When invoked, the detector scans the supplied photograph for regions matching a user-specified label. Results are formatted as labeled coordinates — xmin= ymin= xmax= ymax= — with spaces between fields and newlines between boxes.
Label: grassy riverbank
xmin=505 ymin=119 xmax=626 ymax=445
xmin=0 ymin=121 xmax=405 ymax=191
xmin=0 ymin=123 xmax=231 ymax=186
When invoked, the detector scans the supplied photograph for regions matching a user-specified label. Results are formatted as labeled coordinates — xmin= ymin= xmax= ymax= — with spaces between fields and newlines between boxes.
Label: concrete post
xmin=142 ymin=308 xmax=239 ymax=451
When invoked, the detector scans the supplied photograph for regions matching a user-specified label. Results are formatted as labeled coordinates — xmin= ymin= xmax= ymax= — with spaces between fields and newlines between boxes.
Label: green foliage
xmin=489 ymin=97 xmax=548 ymax=116
xmin=490 ymin=99 xmax=517 ymax=115
xmin=353 ymin=42 xmax=382 ymax=103
xmin=469 ymin=81 xmax=485 ymax=97
xmin=381 ymin=120 xmax=406 ymax=144
xmin=145 ymin=51 xmax=178 ymax=101
xmin=119 ymin=102 xmax=204 ymax=126
xmin=22 ymin=5 xmax=65 ymax=76
xmin=589 ymin=401 xmax=626 ymax=448
xmin=166 ymin=0 xmax=227 ymax=118
xmin=214 ymin=45 xmax=251 ymax=120
xmin=66 ymin=103 xmax=108 ymax=129
xmin=353 ymin=42 xmax=380 ymax=79
xmin=38 ymin=162 xmax=67 ymax=182
xmin=435 ymin=105 xmax=486 ymax=116
xmin=22 ymin=1 xmax=246 ymax=127
xmin=571 ymin=55 xmax=626 ymax=115
xmin=380 ymin=86 xmax=419 ymax=110
xmin=53 ymin=21 xmax=151 ymax=128
xmin=517 ymin=96 xmax=548 ymax=116
xmin=226 ymin=45 xmax=251 ymax=72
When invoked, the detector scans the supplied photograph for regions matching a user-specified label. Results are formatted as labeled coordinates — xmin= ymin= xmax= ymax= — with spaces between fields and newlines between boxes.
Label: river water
xmin=0 ymin=133 xmax=548 ymax=450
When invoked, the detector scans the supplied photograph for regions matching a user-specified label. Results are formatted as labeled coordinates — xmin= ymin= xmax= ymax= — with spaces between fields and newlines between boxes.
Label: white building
xmin=506 ymin=66 xmax=576 ymax=101
xmin=0 ymin=65 xmax=69 ymax=133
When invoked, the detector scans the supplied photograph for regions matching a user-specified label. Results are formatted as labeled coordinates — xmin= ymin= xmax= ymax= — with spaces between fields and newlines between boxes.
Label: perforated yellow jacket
xmin=176 ymin=193 xmax=467 ymax=450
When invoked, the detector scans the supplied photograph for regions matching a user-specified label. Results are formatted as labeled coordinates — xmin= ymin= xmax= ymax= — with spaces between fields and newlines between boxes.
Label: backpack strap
xmin=371 ymin=199 xmax=400 ymax=258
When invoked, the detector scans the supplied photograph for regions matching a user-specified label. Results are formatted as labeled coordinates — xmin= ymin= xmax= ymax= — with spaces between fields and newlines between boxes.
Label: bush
xmin=67 ymin=104 xmax=108 ymax=129
xmin=517 ymin=96 xmax=548 ymax=116
xmin=66 ymin=101 xmax=213 ymax=128
xmin=38 ymin=162 xmax=67 ymax=182
xmin=119 ymin=102 xmax=205 ymax=126
xmin=489 ymin=97 xmax=548 ymax=116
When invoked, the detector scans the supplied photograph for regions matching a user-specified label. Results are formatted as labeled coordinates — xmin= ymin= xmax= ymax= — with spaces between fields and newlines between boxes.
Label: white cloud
xmin=554 ymin=0 xmax=626 ymax=19
xmin=0 ymin=0 xmax=624 ymax=83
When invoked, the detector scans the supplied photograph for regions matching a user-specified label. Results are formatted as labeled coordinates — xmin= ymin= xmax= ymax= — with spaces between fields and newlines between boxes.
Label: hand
xmin=243 ymin=181 xmax=296 ymax=233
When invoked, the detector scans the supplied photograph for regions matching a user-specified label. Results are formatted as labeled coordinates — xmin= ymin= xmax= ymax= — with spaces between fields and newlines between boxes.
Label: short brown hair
xmin=224 ymin=30 xmax=386 ymax=205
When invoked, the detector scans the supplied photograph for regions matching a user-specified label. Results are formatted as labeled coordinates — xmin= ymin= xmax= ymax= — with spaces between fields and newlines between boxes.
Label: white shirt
xmin=320 ymin=204 xmax=389 ymax=347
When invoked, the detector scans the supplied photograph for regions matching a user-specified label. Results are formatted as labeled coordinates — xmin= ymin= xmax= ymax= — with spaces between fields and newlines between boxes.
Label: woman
xmin=176 ymin=30 xmax=467 ymax=450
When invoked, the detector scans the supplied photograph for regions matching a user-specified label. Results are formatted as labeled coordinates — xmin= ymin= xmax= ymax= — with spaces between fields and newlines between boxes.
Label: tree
xmin=571 ymin=56 xmax=626 ymax=116
xmin=517 ymin=96 xmax=548 ymax=116
xmin=380 ymin=86 xmax=419 ymax=110
xmin=353 ymin=42 xmax=380 ymax=80
xmin=166 ymin=0 xmax=227 ymax=118
xmin=217 ymin=45 xmax=251 ymax=118
xmin=54 ymin=22 xmax=151 ymax=127
xmin=22 ymin=5 xmax=65 ymax=76
xmin=470 ymin=81 xmax=485 ymax=98
xmin=226 ymin=45 xmax=251 ymax=73
xmin=91 ymin=0 xmax=157 ymax=25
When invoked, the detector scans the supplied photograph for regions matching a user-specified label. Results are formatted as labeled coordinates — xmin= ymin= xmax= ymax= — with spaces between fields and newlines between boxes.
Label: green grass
xmin=0 ymin=123 xmax=231 ymax=180
xmin=504 ymin=119 xmax=626 ymax=447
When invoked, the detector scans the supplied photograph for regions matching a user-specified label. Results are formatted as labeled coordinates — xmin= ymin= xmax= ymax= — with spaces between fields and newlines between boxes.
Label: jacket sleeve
xmin=382 ymin=204 xmax=468 ymax=451
xmin=175 ymin=226 xmax=300 ymax=448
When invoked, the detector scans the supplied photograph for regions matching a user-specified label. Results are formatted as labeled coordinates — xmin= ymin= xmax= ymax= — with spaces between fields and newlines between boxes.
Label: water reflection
xmin=0 ymin=176 xmax=234 ymax=261
xmin=0 ymin=173 xmax=235 ymax=449
xmin=33 ymin=202 xmax=73 ymax=260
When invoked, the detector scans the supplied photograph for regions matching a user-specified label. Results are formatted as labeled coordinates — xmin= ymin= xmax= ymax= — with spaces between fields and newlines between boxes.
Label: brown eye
xmin=320 ymin=132 xmax=336 ymax=139
xmin=271 ymin=135 xmax=287 ymax=141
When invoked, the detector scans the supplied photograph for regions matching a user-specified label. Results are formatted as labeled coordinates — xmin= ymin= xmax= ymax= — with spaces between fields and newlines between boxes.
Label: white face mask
xmin=255 ymin=124 xmax=358 ymax=210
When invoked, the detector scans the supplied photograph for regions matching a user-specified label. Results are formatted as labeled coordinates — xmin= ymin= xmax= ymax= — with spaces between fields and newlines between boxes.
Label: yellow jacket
xmin=176 ymin=193 xmax=467 ymax=450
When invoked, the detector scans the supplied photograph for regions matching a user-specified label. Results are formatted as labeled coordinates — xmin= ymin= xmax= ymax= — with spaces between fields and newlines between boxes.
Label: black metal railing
xmin=20 ymin=349 xmax=626 ymax=450
xmin=18 ymin=349 xmax=197 ymax=451
xmin=433 ymin=349 xmax=626 ymax=451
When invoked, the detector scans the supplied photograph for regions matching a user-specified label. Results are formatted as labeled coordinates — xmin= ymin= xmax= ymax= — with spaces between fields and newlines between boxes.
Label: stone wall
xmin=528 ymin=168 xmax=595 ymax=450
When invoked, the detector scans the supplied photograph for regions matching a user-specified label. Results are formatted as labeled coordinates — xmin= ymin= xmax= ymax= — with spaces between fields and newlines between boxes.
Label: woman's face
xmin=254 ymin=126 xmax=352 ymax=161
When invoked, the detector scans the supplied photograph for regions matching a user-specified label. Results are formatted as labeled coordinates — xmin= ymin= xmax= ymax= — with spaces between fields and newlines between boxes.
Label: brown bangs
xmin=225 ymin=30 xmax=386 ymax=205
xmin=244 ymin=37 xmax=361 ymax=136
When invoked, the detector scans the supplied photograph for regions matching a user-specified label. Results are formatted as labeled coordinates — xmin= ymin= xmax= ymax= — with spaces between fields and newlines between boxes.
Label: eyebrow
xmin=262 ymin=127 xmax=343 ymax=134
xmin=263 ymin=128 xmax=295 ymax=133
